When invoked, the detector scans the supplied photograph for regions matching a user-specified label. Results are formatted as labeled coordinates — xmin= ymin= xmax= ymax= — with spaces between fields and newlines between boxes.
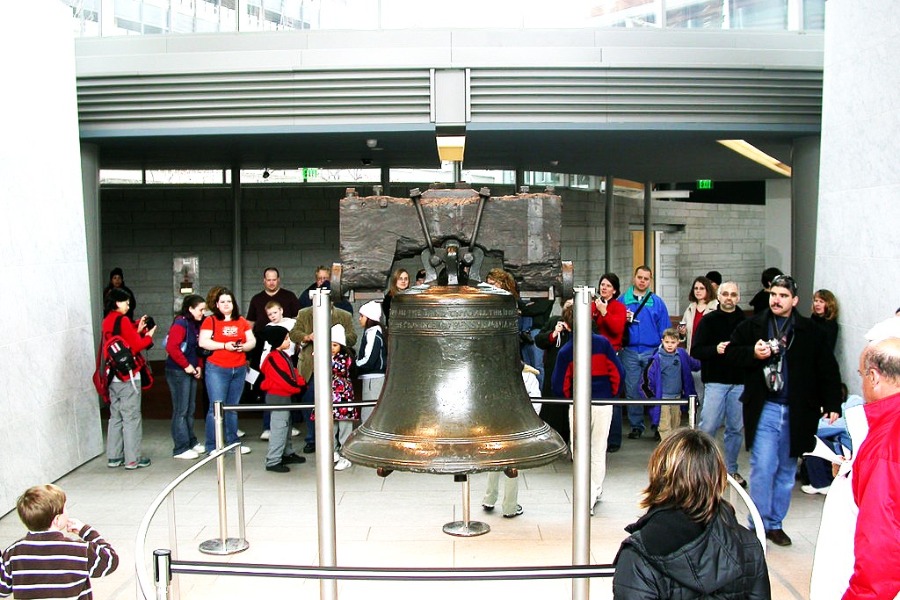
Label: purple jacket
xmin=639 ymin=347 xmax=700 ymax=399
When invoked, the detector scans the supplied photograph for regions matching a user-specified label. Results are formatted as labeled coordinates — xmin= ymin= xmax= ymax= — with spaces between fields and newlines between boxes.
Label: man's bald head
xmin=860 ymin=337 xmax=900 ymax=403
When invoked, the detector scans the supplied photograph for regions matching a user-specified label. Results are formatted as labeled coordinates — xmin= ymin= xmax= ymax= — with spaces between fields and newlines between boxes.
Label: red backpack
xmin=91 ymin=315 xmax=151 ymax=402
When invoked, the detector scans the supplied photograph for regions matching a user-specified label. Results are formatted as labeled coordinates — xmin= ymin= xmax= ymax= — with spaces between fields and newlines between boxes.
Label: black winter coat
xmin=726 ymin=309 xmax=842 ymax=456
xmin=613 ymin=504 xmax=770 ymax=600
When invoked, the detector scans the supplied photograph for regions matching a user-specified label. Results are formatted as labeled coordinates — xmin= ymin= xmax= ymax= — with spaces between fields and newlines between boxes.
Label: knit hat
xmin=331 ymin=324 xmax=347 ymax=347
xmin=359 ymin=300 xmax=382 ymax=323
xmin=262 ymin=326 xmax=289 ymax=349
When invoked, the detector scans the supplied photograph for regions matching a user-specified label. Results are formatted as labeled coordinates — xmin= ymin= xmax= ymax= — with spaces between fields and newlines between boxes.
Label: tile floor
xmin=0 ymin=419 xmax=828 ymax=599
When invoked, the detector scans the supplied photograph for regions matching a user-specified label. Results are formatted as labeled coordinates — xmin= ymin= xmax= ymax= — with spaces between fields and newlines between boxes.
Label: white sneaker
xmin=291 ymin=428 xmax=300 ymax=437
xmin=260 ymin=430 xmax=271 ymax=440
xmin=192 ymin=444 xmax=207 ymax=454
xmin=333 ymin=451 xmax=341 ymax=463
xmin=239 ymin=446 xmax=252 ymax=455
xmin=334 ymin=457 xmax=352 ymax=471
xmin=237 ymin=429 xmax=246 ymax=438
xmin=801 ymin=484 xmax=830 ymax=495
xmin=173 ymin=449 xmax=200 ymax=460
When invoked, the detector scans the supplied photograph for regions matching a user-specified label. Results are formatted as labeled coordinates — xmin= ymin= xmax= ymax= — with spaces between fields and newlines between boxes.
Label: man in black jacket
xmin=691 ymin=281 xmax=747 ymax=486
xmin=726 ymin=275 xmax=841 ymax=547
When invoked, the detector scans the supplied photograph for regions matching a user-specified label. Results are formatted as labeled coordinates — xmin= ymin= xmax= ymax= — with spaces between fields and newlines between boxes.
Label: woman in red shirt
xmin=591 ymin=273 xmax=627 ymax=451
xmin=592 ymin=273 xmax=627 ymax=351
xmin=199 ymin=288 xmax=256 ymax=454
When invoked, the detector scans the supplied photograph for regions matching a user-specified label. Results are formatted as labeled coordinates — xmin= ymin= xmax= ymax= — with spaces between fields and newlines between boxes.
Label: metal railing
xmin=135 ymin=285 xmax=764 ymax=599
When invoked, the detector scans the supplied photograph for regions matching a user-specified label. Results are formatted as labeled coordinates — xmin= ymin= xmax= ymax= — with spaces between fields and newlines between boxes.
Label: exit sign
xmin=697 ymin=179 xmax=713 ymax=190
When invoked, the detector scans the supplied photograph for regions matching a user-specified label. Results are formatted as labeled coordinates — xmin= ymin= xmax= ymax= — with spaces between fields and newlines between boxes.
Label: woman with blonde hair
xmin=811 ymin=289 xmax=839 ymax=353
xmin=613 ymin=429 xmax=770 ymax=599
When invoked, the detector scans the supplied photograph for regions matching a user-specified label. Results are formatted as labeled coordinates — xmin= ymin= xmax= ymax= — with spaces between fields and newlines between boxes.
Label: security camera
xmin=361 ymin=158 xmax=373 ymax=166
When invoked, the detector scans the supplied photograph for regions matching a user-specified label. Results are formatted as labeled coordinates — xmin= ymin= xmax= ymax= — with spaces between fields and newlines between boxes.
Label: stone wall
xmin=101 ymin=184 xmax=766 ymax=360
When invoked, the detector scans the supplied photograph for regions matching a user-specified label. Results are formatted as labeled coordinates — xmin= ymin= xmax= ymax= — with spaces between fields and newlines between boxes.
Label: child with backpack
xmin=101 ymin=288 xmax=156 ymax=470
xmin=259 ymin=326 xmax=308 ymax=473
xmin=639 ymin=328 xmax=701 ymax=441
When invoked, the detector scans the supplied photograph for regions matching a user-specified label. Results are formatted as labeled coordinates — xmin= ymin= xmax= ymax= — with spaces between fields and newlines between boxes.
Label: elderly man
xmin=843 ymin=321 xmax=900 ymax=599
xmin=727 ymin=274 xmax=841 ymax=547
xmin=691 ymin=281 xmax=747 ymax=486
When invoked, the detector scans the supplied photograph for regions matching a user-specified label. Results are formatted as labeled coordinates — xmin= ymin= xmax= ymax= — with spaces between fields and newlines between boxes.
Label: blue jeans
xmin=166 ymin=368 xmax=198 ymax=455
xmin=301 ymin=377 xmax=316 ymax=444
xmin=520 ymin=327 xmax=545 ymax=388
xmin=204 ymin=363 xmax=247 ymax=452
xmin=608 ymin=405 xmax=623 ymax=449
xmin=619 ymin=347 xmax=655 ymax=430
xmin=749 ymin=401 xmax=795 ymax=530
xmin=699 ymin=382 xmax=745 ymax=474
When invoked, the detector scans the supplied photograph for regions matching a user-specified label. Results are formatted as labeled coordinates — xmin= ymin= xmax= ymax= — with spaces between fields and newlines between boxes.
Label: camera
xmin=144 ymin=316 xmax=156 ymax=330
xmin=764 ymin=338 xmax=782 ymax=355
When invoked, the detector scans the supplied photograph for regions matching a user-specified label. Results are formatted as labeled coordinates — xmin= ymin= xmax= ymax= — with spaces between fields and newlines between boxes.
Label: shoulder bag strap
xmin=632 ymin=292 xmax=652 ymax=319
xmin=269 ymin=352 xmax=301 ymax=388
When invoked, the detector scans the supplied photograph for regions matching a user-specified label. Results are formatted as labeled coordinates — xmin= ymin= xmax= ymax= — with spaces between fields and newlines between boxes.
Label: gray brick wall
xmin=101 ymin=184 xmax=765 ymax=359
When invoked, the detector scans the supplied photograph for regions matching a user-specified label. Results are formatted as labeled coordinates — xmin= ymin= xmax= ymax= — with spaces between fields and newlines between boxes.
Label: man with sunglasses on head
xmin=726 ymin=275 xmax=841 ymax=547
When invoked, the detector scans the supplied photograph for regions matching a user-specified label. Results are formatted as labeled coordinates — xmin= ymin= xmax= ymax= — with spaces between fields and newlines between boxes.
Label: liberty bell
xmin=342 ymin=283 xmax=567 ymax=474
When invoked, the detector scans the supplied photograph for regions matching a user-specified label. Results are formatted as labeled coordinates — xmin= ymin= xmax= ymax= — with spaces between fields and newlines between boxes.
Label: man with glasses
xmin=844 ymin=319 xmax=900 ymax=599
xmin=726 ymin=275 xmax=841 ymax=547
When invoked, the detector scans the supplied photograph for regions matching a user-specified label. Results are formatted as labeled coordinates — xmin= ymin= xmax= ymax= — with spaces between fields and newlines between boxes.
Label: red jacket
xmin=592 ymin=299 xmax=627 ymax=351
xmin=844 ymin=392 xmax=900 ymax=600
xmin=260 ymin=350 xmax=306 ymax=397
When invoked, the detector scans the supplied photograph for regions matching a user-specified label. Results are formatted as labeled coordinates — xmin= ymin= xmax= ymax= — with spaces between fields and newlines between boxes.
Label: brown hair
xmin=17 ymin=484 xmax=66 ymax=531
xmin=812 ymin=289 xmax=839 ymax=321
xmin=561 ymin=303 xmax=574 ymax=329
xmin=388 ymin=268 xmax=410 ymax=296
xmin=688 ymin=276 xmax=714 ymax=304
xmin=205 ymin=285 xmax=226 ymax=309
xmin=641 ymin=429 xmax=727 ymax=524
xmin=264 ymin=300 xmax=283 ymax=311
xmin=486 ymin=268 xmax=519 ymax=299
xmin=662 ymin=327 xmax=680 ymax=341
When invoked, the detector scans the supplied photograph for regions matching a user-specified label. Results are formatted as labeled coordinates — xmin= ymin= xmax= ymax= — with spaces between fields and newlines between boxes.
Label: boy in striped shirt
xmin=0 ymin=484 xmax=118 ymax=599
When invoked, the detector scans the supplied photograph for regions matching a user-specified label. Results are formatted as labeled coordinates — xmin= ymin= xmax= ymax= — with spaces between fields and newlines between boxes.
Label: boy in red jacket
xmin=260 ymin=327 xmax=308 ymax=473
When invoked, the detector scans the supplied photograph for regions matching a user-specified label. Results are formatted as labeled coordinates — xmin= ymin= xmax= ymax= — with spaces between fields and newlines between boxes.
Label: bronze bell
xmin=342 ymin=284 xmax=567 ymax=474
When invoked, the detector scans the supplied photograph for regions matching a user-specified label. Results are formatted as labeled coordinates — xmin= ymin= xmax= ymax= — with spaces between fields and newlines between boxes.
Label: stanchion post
xmin=311 ymin=288 xmax=338 ymax=600
xmin=443 ymin=474 xmax=489 ymax=537
xmin=572 ymin=286 xmax=593 ymax=600
xmin=198 ymin=401 xmax=249 ymax=555
xmin=153 ymin=549 xmax=171 ymax=600
xmin=688 ymin=394 xmax=698 ymax=429
xmin=235 ymin=434 xmax=247 ymax=543
xmin=214 ymin=401 xmax=227 ymax=547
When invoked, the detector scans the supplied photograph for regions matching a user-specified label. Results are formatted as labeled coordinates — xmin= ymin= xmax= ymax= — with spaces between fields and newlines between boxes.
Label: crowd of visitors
xmin=75 ymin=259 xmax=900 ymax=599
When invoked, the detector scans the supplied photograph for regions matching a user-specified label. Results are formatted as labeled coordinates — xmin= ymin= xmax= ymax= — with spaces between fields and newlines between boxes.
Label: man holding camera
xmin=726 ymin=275 xmax=841 ymax=547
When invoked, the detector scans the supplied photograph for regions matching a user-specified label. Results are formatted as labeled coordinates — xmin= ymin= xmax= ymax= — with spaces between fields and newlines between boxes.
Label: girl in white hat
xmin=356 ymin=301 xmax=386 ymax=424
xmin=329 ymin=324 xmax=356 ymax=471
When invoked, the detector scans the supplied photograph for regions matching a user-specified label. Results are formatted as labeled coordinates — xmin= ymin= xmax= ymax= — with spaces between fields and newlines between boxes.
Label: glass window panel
xmin=100 ymin=169 xmax=143 ymax=184
xmin=145 ymin=170 xmax=225 ymax=184
xmin=728 ymin=0 xmax=787 ymax=29
xmin=589 ymin=0 xmax=659 ymax=28
xmin=803 ymin=0 xmax=825 ymax=30
xmin=667 ymin=0 xmax=725 ymax=29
